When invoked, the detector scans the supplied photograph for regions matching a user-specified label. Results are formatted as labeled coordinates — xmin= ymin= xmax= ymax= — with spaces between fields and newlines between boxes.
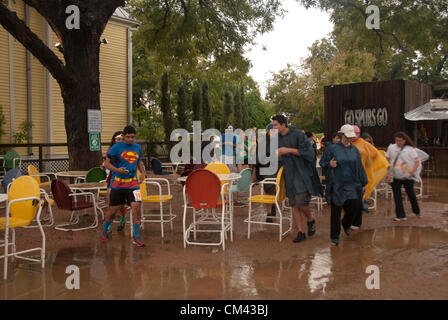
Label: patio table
xmin=69 ymin=182 xmax=108 ymax=218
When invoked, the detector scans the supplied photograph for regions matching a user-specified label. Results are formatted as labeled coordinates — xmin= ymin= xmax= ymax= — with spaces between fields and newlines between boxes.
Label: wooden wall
xmin=324 ymin=79 xmax=433 ymax=147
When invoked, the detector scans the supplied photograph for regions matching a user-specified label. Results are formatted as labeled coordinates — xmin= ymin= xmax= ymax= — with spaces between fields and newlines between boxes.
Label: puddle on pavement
xmin=0 ymin=226 xmax=447 ymax=299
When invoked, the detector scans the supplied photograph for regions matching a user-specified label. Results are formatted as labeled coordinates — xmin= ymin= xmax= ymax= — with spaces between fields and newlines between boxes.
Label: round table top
xmin=56 ymin=171 xmax=88 ymax=177
xmin=69 ymin=182 xmax=107 ymax=190
xmin=0 ymin=194 xmax=8 ymax=202
xmin=177 ymin=173 xmax=241 ymax=182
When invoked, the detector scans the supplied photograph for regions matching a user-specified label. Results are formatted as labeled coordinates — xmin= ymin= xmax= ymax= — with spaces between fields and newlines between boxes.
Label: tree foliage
xmin=267 ymin=39 xmax=376 ymax=132
xmin=129 ymin=0 xmax=284 ymax=137
xmin=298 ymin=0 xmax=448 ymax=83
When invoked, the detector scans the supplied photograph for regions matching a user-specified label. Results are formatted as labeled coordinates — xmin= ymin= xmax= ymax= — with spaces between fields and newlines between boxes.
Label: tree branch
xmin=0 ymin=1 xmax=70 ymax=85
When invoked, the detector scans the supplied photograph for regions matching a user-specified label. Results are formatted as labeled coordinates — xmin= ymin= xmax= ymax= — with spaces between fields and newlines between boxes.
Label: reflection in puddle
xmin=308 ymin=248 xmax=332 ymax=294
xmin=0 ymin=227 xmax=447 ymax=299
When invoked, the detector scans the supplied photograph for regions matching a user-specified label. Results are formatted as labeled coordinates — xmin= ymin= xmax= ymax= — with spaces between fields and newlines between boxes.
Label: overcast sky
xmin=244 ymin=0 xmax=334 ymax=97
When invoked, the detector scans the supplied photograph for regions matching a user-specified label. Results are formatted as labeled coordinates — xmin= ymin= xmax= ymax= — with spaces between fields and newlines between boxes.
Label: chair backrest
xmin=276 ymin=166 xmax=286 ymax=202
xmin=205 ymin=162 xmax=230 ymax=175
xmin=205 ymin=162 xmax=230 ymax=192
xmin=85 ymin=167 xmax=107 ymax=183
xmin=137 ymin=169 xmax=147 ymax=196
xmin=51 ymin=179 xmax=73 ymax=210
xmin=5 ymin=150 xmax=20 ymax=169
xmin=28 ymin=164 xmax=41 ymax=184
xmin=8 ymin=176 xmax=40 ymax=223
xmin=151 ymin=158 xmax=163 ymax=174
xmin=235 ymin=168 xmax=253 ymax=192
xmin=3 ymin=168 xmax=23 ymax=192
xmin=185 ymin=169 xmax=222 ymax=209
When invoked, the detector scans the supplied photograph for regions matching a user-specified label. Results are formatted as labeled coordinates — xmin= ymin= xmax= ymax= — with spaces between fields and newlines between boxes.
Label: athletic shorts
xmin=288 ymin=192 xmax=311 ymax=208
xmin=109 ymin=189 xmax=141 ymax=206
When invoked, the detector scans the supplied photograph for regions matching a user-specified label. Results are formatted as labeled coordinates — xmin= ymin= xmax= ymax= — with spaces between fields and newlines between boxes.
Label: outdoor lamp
xmin=55 ymin=42 xmax=64 ymax=54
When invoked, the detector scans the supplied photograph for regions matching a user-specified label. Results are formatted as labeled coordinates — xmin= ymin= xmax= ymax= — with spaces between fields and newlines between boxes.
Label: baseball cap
xmin=267 ymin=124 xmax=274 ymax=130
xmin=338 ymin=124 xmax=357 ymax=138
xmin=227 ymin=125 xmax=233 ymax=130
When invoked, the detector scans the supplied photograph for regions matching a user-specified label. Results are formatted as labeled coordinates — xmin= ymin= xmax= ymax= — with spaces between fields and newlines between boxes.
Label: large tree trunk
xmin=0 ymin=0 xmax=125 ymax=170
xmin=61 ymin=31 xmax=103 ymax=170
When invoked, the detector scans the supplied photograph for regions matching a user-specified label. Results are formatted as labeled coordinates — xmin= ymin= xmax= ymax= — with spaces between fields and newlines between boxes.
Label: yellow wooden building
xmin=0 ymin=1 xmax=139 ymax=159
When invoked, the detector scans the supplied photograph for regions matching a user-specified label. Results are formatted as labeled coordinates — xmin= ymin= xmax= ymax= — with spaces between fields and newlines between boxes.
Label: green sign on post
xmin=89 ymin=133 xmax=101 ymax=151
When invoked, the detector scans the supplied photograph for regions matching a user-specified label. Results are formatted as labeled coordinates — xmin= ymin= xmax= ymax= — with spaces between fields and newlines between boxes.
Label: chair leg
xmin=229 ymin=193 xmax=234 ymax=242
xmin=169 ymin=202 xmax=173 ymax=231
xmin=276 ymin=202 xmax=282 ymax=242
xmin=247 ymin=200 xmax=252 ymax=239
xmin=160 ymin=202 xmax=164 ymax=238
xmin=140 ymin=203 xmax=145 ymax=230
xmin=193 ymin=208 xmax=197 ymax=241
xmin=12 ymin=228 xmax=16 ymax=258
xmin=4 ymin=226 xmax=9 ymax=280
xmin=37 ymin=216 xmax=46 ymax=269
xmin=182 ymin=205 xmax=187 ymax=248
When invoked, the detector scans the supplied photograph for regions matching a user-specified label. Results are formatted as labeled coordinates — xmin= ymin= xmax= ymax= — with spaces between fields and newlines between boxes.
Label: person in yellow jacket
xmin=351 ymin=125 xmax=389 ymax=231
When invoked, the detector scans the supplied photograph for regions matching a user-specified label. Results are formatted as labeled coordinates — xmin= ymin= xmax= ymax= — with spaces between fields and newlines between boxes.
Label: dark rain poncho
xmin=277 ymin=126 xmax=323 ymax=198
xmin=319 ymin=142 xmax=368 ymax=207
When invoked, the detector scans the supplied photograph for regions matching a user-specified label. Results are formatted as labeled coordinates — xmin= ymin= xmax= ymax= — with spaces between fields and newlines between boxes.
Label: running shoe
xmin=343 ymin=227 xmax=351 ymax=236
xmin=293 ymin=232 xmax=306 ymax=243
xmin=133 ymin=235 xmax=145 ymax=247
xmin=331 ymin=238 xmax=339 ymax=246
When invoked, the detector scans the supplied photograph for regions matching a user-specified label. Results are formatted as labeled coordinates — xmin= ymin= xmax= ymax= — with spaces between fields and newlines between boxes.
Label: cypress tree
xmin=221 ymin=90 xmax=233 ymax=132
xmin=202 ymin=80 xmax=212 ymax=129
xmin=192 ymin=86 xmax=201 ymax=123
xmin=160 ymin=71 xmax=174 ymax=145
xmin=177 ymin=85 xmax=188 ymax=129
xmin=233 ymin=89 xmax=242 ymax=129
xmin=240 ymin=87 xmax=250 ymax=130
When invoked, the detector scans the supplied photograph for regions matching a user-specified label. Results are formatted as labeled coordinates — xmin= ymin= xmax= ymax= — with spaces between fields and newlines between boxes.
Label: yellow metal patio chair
xmin=0 ymin=176 xmax=45 ymax=280
xmin=245 ymin=166 xmax=292 ymax=241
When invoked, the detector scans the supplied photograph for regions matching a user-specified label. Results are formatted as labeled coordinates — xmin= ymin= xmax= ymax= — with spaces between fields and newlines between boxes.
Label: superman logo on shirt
xmin=121 ymin=151 xmax=139 ymax=164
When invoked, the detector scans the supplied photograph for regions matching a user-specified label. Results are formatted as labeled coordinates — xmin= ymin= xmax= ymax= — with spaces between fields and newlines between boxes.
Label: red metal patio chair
xmin=182 ymin=169 xmax=232 ymax=250
xmin=51 ymin=179 xmax=99 ymax=231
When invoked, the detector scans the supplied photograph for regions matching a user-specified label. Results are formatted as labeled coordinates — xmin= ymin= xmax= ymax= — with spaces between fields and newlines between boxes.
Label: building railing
xmin=0 ymin=141 xmax=171 ymax=172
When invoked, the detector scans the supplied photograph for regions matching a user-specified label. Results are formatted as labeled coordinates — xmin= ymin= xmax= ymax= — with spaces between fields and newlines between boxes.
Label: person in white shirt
xmin=386 ymin=132 xmax=421 ymax=221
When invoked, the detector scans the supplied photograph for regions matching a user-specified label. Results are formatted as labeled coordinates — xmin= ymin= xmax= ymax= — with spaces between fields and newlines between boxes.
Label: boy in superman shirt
xmin=100 ymin=125 xmax=146 ymax=247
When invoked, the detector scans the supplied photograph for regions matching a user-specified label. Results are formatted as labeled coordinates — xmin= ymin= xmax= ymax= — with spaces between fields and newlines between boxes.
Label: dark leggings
xmin=330 ymin=199 xmax=361 ymax=240
xmin=391 ymin=179 xmax=420 ymax=218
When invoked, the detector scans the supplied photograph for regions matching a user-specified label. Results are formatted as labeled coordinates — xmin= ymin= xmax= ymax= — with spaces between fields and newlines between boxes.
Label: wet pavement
xmin=1 ymin=177 xmax=448 ymax=299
